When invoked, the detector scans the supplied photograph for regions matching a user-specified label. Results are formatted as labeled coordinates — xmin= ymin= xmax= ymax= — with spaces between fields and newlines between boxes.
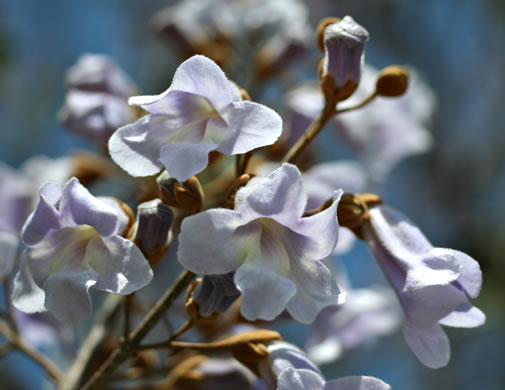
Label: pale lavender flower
xmin=362 ymin=205 xmax=485 ymax=368
xmin=109 ymin=55 xmax=282 ymax=181
xmin=12 ymin=177 xmax=153 ymax=323
xmin=178 ymin=163 xmax=343 ymax=323
xmin=306 ymin=286 xmax=402 ymax=364
xmin=322 ymin=16 xmax=369 ymax=91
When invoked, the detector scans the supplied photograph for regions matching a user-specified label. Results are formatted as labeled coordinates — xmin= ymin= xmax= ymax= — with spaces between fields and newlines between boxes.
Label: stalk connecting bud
xmin=376 ymin=65 xmax=409 ymax=97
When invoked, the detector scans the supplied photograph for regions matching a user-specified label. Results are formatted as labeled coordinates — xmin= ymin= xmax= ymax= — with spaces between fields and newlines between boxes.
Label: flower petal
xmin=59 ymin=178 xmax=120 ymax=237
xmin=12 ymin=255 xmax=46 ymax=314
xmin=277 ymin=368 xmax=324 ymax=390
xmin=325 ymin=376 xmax=392 ymax=390
xmin=402 ymin=323 xmax=450 ymax=369
xmin=85 ymin=235 xmax=153 ymax=294
xmin=43 ymin=270 xmax=97 ymax=323
xmin=216 ymin=101 xmax=282 ymax=155
xmin=22 ymin=182 xmax=62 ymax=245
xmin=0 ymin=231 xmax=19 ymax=279
xmin=178 ymin=209 xmax=253 ymax=275
xmin=159 ymin=141 xmax=217 ymax=181
xmin=234 ymin=263 xmax=296 ymax=321
xmin=452 ymin=250 xmax=482 ymax=298
xmin=287 ymin=259 xmax=342 ymax=324
xmin=438 ymin=302 xmax=486 ymax=328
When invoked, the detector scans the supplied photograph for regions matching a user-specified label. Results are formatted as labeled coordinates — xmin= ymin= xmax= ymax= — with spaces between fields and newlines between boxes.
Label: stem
xmin=282 ymin=101 xmax=336 ymax=164
xmin=235 ymin=154 xmax=242 ymax=177
xmin=0 ymin=318 xmax=62 ymax=382
xmin=335 ymin=91 xmax=377 ymax=114
xmin=240 ymin=151 xmax=253 ymax=175
xmin=137 ymin=319 xmax=194 ymax=351
xmin=59 ymin=294 xmax=123 ymax=390
xmin=80 ymin=270 xmax=195 ymax=390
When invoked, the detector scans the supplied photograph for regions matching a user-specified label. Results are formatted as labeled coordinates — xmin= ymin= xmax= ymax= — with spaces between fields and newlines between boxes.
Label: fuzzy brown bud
xmin=376 ymin=65 xmax=409 ymax=97
xmin=157 ymin=171 xmax=204 ymax=213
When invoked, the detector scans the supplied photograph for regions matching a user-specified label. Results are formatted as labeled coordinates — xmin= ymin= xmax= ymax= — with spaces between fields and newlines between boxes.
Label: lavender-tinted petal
xmin=438 ymin=302 xmax=486 ymax=328
xmin=216 ymin=101 xmax=282 ymax=155
xmin=12 ymin=255 xmax=46 ymax=314
xmin=159 ymin=141 xmax=217 ymax=181
xmin=286 ymin=259 xmax=342 ymax=324
xmin=0 ymin=231 xmax=19 ymax=279
xmin=235 ymin=164 xmax=307 ymax=226
xmin=334 ymin=228 xmax=356 ymax=255
xmin=86 ymin=235 xmax=153 ymax=294
xmin=324 ymin=376 xmax=391 ymax=390
xmin=452 ymin=250 xmax=482 ymax=298
xmin=267 ymin=342 xmax=321 ymax=377
xmin=234 ymin=263 xmax=296 ymax=321
xmin=178 ymin=209 xmax=254 ymax=274
xmin=277 ymin=368 xmax=325 ymax=390
xmin=59 ymin=178 xmax=120 ymax=237
xmin=290 ymin=190 xmax=342 ymax=260
xmin=402 ymin=323 xmax=450 ymax=369
xmin=98 ymin=197 xmax=129 ymax=235
xmin=43 ymin=270 xmax=97 ymax=323
xmin=22 ymin=182 xmax=62 ymax=245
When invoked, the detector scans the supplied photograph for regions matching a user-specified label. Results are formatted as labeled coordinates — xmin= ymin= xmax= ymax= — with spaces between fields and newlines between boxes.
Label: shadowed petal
xmin=277 ymin=368 xmax=324 ymax=390
xmin=0 ymin=231 xmax=19 ymax=279
xmin=12 ymin=256 xmax=46 ymax=314
xmin=438 ymin=302 xmax=486 ymax=328
xmin=159 ymin=141 xmax=217 ymax=181
xmin=402 ymin=323 xmax=450 ymax=369
xmin=452 ymin=250 xmax=482 ymax=298
xmin=325 ymin=376 xmax=392 ymax=390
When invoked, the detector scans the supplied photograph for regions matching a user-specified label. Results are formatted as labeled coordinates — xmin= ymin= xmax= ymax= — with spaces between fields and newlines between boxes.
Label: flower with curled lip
xmin=362 ymin=205 xmax=485 ymax=368
xmin=109 ymin=55 xmax=282 ymax=181
xmin=12 ymin=177 xmax=153 ymax=323
xmin=178 ymin=163 xmax=343 ymax=323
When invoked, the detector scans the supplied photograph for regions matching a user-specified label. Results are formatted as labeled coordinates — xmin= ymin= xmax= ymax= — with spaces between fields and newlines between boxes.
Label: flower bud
xmin=193 ymin=273 xmax=241 ymax=317
xmin=316 ymin=17 xmax=341 ymax=52
xmin=157 ymin=171 xmax=204 ymax=213
xmin=133 ymin=199 xmax=173 ymax=264
xmin=321 ymin=16 xmax=369 ymax=101
xmin=376 ymin=65 xmax=409 ymax=97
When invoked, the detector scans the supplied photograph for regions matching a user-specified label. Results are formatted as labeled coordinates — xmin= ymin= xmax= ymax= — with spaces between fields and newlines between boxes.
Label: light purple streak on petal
xmin=98 ymin=197 xmax=129 ymax=235
xmin=235 ymin=164 xmax=307 ymax=226
xmin=291 ymin=190 xmax=342 ymax=260
xmin=277 ymin=368 xmax=324 ymax=390
xmin=178 ymin=209 xmax=254 ymax=274
xmin=109 ymin=115 xmax=170 ymax=177
xmin=452 ymin=250 xmax=482 ymax=298
xmin=438 ymin=302 xmax=486 ymax=328
xmin=170 ymin=55 xmax=240 ymax=112
xmin=59 ymin=178 xmax=120 ymax=237
xmin=21 ymin=183 xmax=62 ymax=245
xmin=216 ymin=101 xmax=282 ymax=155
xmin=159 ymin=141 xmax=217 ymax=181
xmin=267 ymin=342 xmax=322 ymax=377
xmin=0 ymin=231 xmax=19 ymax=279
xmin=303 ymin=160 xmax=367 ymax=210
xmin=234 ymin=263 xmax=296 ymax=321
xmin=325 ymin=376 xmax=392 ymax=390
xmin=287 ymin=259 xmax=342 ymax=324
xmin=402 ymin=323 xmax=450 ymax=369
xmin=43 ymin=270 xmax=97 ymax=323
xmin=85 ymin=235 xmax=153 ymax=294
xmin=12 ymin=256 xmax=46 ymax=314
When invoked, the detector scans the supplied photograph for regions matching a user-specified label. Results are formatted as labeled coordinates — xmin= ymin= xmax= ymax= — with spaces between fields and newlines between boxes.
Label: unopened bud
xmin=316 ymin=17 xmax=341 ymax=52
xmin=321 ymin=16 xmax=369 ymax=101
xmin=133 ymin=199 xmax=173 ymax=264
xmin=376 ymin=65 xmax=409 ymax=97
xmin=193 ymin=273 xmax=241 ymax=317
xmin=157 ymin=171 xmax=204 ymax=213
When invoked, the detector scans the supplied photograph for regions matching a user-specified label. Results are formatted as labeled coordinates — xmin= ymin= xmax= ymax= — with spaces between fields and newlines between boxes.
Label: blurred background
xmin=0 ymin=0 xmax=504 ymax=388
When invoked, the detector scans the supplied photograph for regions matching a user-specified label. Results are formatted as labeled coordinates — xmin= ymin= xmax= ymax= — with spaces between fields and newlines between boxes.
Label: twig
xmin=335 ymin=91 xmax=377 ymax=114
xmin=0 ymin=318 xmax=62 ymax=382
xmin=80 ymin=270 xmax=195 ymax=390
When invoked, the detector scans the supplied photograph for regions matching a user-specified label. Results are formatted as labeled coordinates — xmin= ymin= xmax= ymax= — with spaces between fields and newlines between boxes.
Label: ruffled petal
xmin=216 ymin=101 xmax=282 ymax=155
xmin=0 ymin=231 xmax=19 ymax=279
xmin=159 ymin=141 xmax=217 ymax=181
xmin=178 ymin=209 xmax=254 ymax=274
xmin=287 ymin=259 xmax=342 ymax=324
xmin=234 ymin=163 xmax=307 ymax=226
xmin=43 ymin=270 xmax=97 ymax=323
xmin=12 ymin=255 xmax=46 ymax=314
xmin=277 ymin=368 xmax=324 ymax=390
xmin=325 ymin=376 xmax=392 ymax=390
xmin=438 ymin=302 xmax=486 ymax=328
xmin=85 ymin=235 xmax=153 ymax=294
xmin=234 ymin=263 xmax=296 ymax=321
xmin=59 ymin=178 xmax=120 ymax=237
xmin=22 ymin=182 xmax=62 ymax=245
xmin=452 ymin=250 xmax=482 ymax=298
xmin=402 ymin=323 xmax=450 ymax=369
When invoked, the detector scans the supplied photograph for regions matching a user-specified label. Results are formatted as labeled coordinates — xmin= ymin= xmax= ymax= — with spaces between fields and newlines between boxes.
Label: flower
xmin=12 ymin=177 xmax=153 ymax=323
xmin=362 ymin=205 xmax=485 ymax=368
xmin=109 ymin=55 xmax=282 ymax=181
xmin=178 ymin=163 xmax=343 ymax=323
xmin=322 ymin=16 xmax=369 ymax=96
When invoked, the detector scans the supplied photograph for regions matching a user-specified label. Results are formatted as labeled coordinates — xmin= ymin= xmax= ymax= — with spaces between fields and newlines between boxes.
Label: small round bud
xmin=376 ymin=65 xmax=409 ymax=97
xmin=316 ymin=17 xmax=341 ymax=52
xmin=157 ymin=171 xmax=204 ymax=213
